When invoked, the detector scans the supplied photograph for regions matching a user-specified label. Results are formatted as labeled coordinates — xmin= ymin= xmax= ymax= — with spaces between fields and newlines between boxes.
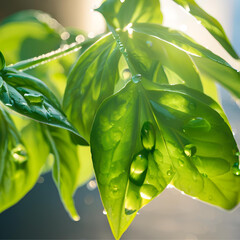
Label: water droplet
xmin=183 ymin=117 xmax=211 ymax=134
xmin=167 ymin=169 xmax=173 ymax=176
xmin=120 ymin=0 xmax=125 ymax=3
xmin=86 ymin=180 xmax=97 ymax=191
xmin=184 ymin=144 xmax=197 ymax=157
xmin=188 ymin=102 xmax=196 ymax=111
xmin=178 ymin=159 xmax=184 ymax=167
xmin=61 ymin=32 xmax=70 ymax=41
xmin=141 ymin=122 xmax=156 ymax=151
xmin=11 ymin=144 xmax=28 ymax=163
xmin=132 ymin=74 xmax=142 ymax=83
xmin=140 ymin=184 xmax=158 ymax=200
xmin=232 ymin=163 xmax=240 ymax=176
xmin=130 ymin=154 xmax=148 ymax=185
xmin=108 ymin=173 xmax=126 ymax=198
xmin=24 ymin=93 xmax=43 ymax=104
xmin=103 ymin=209 xmax=107 ymax=215
xmin=0 ymin=51 xmax=5 ymax=71
xmin=125 ymin=190 xmax=141 ymax=215
xmin=146 ymin=41 xmax=153 ymax=47
xmin=122 ymin=69 xmax=132 ymax=80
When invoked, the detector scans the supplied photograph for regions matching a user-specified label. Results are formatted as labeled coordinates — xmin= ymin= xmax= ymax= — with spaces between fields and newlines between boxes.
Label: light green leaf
xmin=0 ymin=110 xmax=49 ymax=213
xmin=43 ymin=126 xmax=82 ymax=221
xmin=119 ymin=30 xmax=203 ymax=92
xmin=63 ymin=33 xmax=121 ymax=142
xmin=172 ymin=0 xmax=239 ymax=59
xmin=97 ymin=0 xmax=162 ymax=29
xmin=91 ymin=80 xmax=240 ymax=239
xmin=120 ymin=27 xmax=240 ymax=99
xmin=0 ymin=68 xmax=86 ymax=143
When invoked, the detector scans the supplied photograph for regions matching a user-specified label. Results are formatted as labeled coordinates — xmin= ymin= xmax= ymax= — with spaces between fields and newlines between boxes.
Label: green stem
xmin=9 ymin=35 xmax=101 ymax=71
xmin=108 ymin=24 xmax=138 ymax=76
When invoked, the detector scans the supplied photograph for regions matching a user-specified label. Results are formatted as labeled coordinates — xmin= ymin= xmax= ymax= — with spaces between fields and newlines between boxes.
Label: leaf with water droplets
xmin=91 ymin=80 xmax=240 ymax=239
xmin=96 ymin=0 xmax=163 ymax=29
xmin=0 ymin=69 xmax=87 ymax=144
xmin=172 ymin=0 xmax=239 ymax=59
xmin=63 ymin=33 xmax=121 ymax=142
xmin=0 ymin=109 xmax=49 ymax=213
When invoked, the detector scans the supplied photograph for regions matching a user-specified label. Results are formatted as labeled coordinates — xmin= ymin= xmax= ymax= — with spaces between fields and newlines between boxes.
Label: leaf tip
xmin=0 ymin=51 xmax=6 ymax=71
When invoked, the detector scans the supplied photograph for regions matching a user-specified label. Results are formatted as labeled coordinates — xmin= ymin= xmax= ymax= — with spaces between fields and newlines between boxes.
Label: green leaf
xmin=0 ymin=51 xmax=5 ymax=71
xmin=91 ymin=80 xmax=240 ymax=239
xmin=120 ymin=27 xmax=240 ymax=99
xmin=97 ymin=0 xmax=163 ymax=29
xmin=0 ymin=69 xmax=87 ymax=143
xmin=0 ymin=110 xmax=49 ymax=213
xmin=119 ymin=30 xmax=204 ymax=92
xmin=43 ymin=126 xmax=82 ymax=221
xmin=63 ymin=33 xmax=121 ymax=142
xmin=172 ymin=0 xmax=239 ymax=59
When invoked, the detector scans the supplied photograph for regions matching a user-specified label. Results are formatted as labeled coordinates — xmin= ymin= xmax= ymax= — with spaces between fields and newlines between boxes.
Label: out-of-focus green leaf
xmin=0 ymin=67 xmax=86 ymax=142
xmin=63 ymin=33 xmax=121 ymax=142
xmin=97 ymin=0 xmax=162 ymax=29
xmin=43 ymin=126 xmax=81 ymax=221
xmin=0 ymin=52 xmax=5 ymax=71
xmin=172 ymin=0 xmax=239 ymax=59
xmin=91 ymin=80 xmax=240 ymax=239
xmin=0 ymin=110 xmax=49 ymax=213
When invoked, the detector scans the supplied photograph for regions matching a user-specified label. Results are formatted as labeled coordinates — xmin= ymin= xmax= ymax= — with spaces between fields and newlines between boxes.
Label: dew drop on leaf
xmin=183 ymin=117 xmax=211 ymax=134
xmin=184 ymin=144 xmax=197 ymax=157
xmin=125 ymin=190 xmax=141 ymax=215
xmin=24 ymin=93 xmax=44 ymax=104
xmin=140 ymin=184 xmax=158 ymax=200
xmin=11 ymin=144 xmax=28 ymax=163
xmin=132 ymin=74 xmax=142 ymax=83
xmin=146 ymin=41 xmax=153 ymax=47
xmin=103 ymin=209 xmax=107 ymax=215
xmin=130 ymin=154 xmax=148 ymax=185
xmin=232 ymin=163 xmax=240 ymax=176
xmin=178 ymin=159 xmax=185 ymax=167
xmin=167 ymin=169 xmax=173 ymax=176
xmin=141 ymin=122 xmax=156 ymax=151
xmin=122 ymin=69 xmax=132 ymax=80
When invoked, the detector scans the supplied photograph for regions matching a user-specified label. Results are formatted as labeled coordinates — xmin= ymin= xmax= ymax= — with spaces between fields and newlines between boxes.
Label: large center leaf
xmin=91 ymin=80 xmax=240 ymax=240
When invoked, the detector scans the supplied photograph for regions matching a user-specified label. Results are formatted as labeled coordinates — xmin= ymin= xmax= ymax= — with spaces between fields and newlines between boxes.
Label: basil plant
xmin=0 ymin=0 xmax=239 ymax=239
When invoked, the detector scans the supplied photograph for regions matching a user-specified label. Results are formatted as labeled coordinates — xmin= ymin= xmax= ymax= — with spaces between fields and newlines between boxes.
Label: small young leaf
xmin=172 ymin=0 xmax=239 ymax=59
xmin=0 ymin=69 xmax=87 ymax=144
xmin=97 ymin=0 xmax=163 ymax=29
xmin=0 ymin=110 xmax=49 ymax=213
xmin=91 ymin=80 xmax=240 ymax=239
xmin=63 ymin=33 xmax=121 ymax=142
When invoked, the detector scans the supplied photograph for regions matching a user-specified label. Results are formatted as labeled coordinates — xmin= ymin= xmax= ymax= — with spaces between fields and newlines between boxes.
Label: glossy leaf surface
xmin=91 ymin=80 xmax=240 ymax=239
xmin=63 ymin=34 xmax=121 ymax=142
xmin=0 ymin=68 xmax=86 ymax=142
xmin=0 ymin=111 xmax=49 ymax=213
xmin=172 ymin=0 xmax=239 ymax=59
xmin=97 ymin=0 xmax=162 ymax=29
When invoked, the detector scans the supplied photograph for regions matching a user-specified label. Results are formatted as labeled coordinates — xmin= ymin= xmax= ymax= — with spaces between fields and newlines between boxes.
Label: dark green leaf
xmin=0 ymin=52 xmax=5 ymax=71
xmin=91 ymin=80 xmax=240 ymax=239
xmin=172 ymin=0 xmax=239 ymax=59
xmin=63 ymin=33 xmax=121 ymax=142
xmin=0 ymin=110 xmax=49 ymax=213
xmin=0 ymin=69 xmax=87 ymax=143
xmin=97 ymin=0 xmax=162 ymax=29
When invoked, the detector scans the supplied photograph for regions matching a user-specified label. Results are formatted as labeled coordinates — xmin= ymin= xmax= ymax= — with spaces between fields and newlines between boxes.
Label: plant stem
xmin=9 ymin=36 xmax=101 ymax=71
xmin=108 ymin=24 xmax=138 ymax=76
